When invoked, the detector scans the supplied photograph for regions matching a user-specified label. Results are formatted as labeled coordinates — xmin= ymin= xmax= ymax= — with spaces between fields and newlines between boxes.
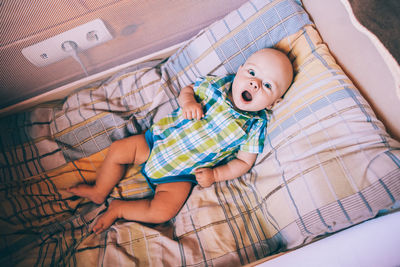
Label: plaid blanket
xmin=1 ymin=0 xmax=399 ymax=266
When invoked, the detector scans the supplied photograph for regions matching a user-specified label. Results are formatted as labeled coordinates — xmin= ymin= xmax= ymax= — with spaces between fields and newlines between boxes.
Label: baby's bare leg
xmin=92 ymin=181 xmax=192 ymax=234
xmin=68 ymin=134 xmax=150 ymax=204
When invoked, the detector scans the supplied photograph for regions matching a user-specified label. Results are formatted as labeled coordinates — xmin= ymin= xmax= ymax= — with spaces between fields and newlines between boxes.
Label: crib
xmin=1 ymin=0 xmax=399 ymax=266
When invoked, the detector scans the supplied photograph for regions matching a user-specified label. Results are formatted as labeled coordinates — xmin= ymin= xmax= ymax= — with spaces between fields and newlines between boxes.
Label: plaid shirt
xmin=143 ymin=75 xmax=267 ymax=183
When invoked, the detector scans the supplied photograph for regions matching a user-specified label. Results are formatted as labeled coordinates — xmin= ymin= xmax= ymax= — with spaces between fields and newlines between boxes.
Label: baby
xmin=68 ymin=48 xmax=293 ymax=234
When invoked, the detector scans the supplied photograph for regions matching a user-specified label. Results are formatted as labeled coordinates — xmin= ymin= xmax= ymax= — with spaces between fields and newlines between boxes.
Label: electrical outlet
xmin=22 ymin=19 xmax=113 ymax=67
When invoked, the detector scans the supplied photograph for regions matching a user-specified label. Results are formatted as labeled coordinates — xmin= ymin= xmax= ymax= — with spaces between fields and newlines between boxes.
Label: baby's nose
xmin=250 ymin=80 xmax=260 ymax=90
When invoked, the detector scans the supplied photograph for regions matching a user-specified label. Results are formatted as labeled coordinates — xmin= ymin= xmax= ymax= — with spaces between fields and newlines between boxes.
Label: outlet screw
xmin=40 ymin=53 xmax=48 ymax=59
xmin=87 ymin=31 xmax=99 ymax=41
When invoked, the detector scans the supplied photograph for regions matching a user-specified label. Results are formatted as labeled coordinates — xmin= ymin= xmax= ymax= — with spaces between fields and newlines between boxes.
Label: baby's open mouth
xmin=242 ymin=90 xmax=253 ymax=102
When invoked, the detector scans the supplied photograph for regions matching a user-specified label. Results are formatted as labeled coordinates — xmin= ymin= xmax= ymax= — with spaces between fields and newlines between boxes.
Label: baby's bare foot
xmin=92 ymin=208 xmax=118 ymax=234
xmin=67 ymin=184 xmax=106 ymax=204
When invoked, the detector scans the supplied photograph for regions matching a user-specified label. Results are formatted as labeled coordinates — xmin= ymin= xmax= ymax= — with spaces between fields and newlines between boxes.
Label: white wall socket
xmin=22 ymin=19 xmax=113 ymax=67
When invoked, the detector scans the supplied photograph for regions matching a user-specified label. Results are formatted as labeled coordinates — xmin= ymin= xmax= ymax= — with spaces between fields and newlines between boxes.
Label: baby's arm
xmin=178 ymin=84 xmax=204 ymax=120
xmin=195 ymin=151 xmax=257 ymax=188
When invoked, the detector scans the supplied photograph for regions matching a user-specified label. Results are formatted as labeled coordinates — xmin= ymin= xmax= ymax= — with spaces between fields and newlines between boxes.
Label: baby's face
xmin=231 ymin=49 xmax=293 ymax=112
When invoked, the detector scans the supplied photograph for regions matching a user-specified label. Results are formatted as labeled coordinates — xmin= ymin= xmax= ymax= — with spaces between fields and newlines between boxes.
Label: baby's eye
xmin=264 ymin=82 xmax=272 ymax=89
xmin=248 ymin=69 xmax=255 ymax=76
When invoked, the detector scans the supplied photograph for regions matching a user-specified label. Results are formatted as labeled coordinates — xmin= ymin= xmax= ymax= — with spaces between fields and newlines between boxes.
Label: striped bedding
xmin=1 ymin=0 xmax=399 ymax=266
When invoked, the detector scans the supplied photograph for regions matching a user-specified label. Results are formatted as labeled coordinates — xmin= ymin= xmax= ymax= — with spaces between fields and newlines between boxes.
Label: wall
xmin=0 ymin=0 xmax=248 ymax=109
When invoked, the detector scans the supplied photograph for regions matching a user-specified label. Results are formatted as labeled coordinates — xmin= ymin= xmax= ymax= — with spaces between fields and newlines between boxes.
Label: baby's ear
xmin=268 ymin=98 xmax=283 ymax=110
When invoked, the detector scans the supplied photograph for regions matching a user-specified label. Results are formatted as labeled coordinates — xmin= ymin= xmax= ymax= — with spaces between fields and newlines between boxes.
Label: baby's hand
xmin=182 ymin=102 xmax=204 ymax=120
xmin=194 ymin=168 xmax=216 ymax=188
